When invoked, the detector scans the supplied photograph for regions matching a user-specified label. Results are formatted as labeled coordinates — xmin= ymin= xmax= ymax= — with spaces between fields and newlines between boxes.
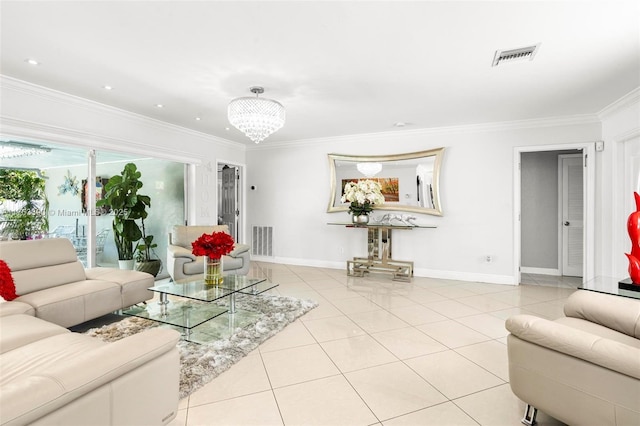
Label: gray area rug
xmin=85 ymin=293 xmax=318 ymax=399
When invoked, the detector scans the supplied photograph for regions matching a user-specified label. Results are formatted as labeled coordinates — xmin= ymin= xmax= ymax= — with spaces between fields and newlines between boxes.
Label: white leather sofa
xmin=0 ymin=313 xmax=180 ymax=425
xmin=167 ymin=225 xmax=251 ymax=282
xmin=0 ymin=238 xmax=154 ymax=327
xmin=506 ymin=290 xmax=640 ymax=426
xmin=0 ymin=238 xmax=181 ymax=425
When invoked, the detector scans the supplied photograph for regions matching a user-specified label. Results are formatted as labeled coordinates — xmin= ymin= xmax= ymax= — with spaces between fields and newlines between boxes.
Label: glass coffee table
xmin=123 ymin=275 xmax=278 ymax=344
xmin=579 ymin=276 xmax=640 ymax=300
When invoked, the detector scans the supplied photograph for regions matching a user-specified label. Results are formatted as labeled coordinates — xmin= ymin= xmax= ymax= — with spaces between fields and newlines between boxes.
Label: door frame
xmin=558 ymin=153 xmax=584 ymax=277
xmin=216 ymin=159 xmax=246 ymax=244
xmin=513 ymin=142 xmax=596 ymax=285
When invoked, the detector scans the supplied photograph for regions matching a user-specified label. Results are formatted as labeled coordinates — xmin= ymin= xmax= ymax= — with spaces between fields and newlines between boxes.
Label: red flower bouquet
xmin=0 ymin=259 xmax=18 ymax=301
xmin=191 ymin=231 xmax=235 ymax=260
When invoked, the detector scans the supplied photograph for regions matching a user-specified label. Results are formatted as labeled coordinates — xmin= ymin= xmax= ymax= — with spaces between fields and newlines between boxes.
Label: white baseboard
xmin=252 ymin=256 xmax=516 ymax=285
xmin=251 ymin=256 xmax=344 ymax=270
xmin=413 ymin=267 xmax=516 ymax=285
xmin=520 ymin=267 xmax=561 ymax=276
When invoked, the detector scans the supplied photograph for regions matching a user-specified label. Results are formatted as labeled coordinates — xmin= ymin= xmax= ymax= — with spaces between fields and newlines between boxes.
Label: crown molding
xmin=248 ymin=114 xmax=601 ymax=151
xmin=3 ymin=74 xmax=614 ymax=154
xmin=0 ymin=75 xmax=245 ymax=152
xmin=0 ymin=116 xmax=203 ymax=164
xmin=598 ymin=86 xmax=640 ymax=120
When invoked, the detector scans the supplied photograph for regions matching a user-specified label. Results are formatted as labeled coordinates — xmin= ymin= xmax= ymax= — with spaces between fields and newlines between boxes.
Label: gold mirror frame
xmin=327 ymin=148 xmax=445 ymax=216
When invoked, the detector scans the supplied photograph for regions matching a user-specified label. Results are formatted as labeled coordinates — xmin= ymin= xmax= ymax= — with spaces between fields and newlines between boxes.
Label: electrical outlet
xmin=339 ymin=247 xmax=345 ymax=254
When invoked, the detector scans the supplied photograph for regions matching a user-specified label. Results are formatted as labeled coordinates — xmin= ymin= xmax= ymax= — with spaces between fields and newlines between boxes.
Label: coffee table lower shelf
xmin=122 ymin=280 xmax=279 ymax=344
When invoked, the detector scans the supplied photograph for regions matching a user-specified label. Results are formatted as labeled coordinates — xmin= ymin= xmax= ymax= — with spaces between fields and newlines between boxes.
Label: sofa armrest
xmin=229 ymin=243 xmax=250 ymax=258
xmin=563 ymin=290 xmax=640 ymax=338
xmin=167 ymin=244 xmax=196 ymax=261
xmin=506 ymin=314 xmax=640 ymax=380
xmin=0 ymin=328 xmax=180 ymax=425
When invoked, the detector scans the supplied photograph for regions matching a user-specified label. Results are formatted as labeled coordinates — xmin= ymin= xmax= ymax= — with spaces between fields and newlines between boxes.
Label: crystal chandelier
xmin=0 ymin=141 xmax=51 ymax=159
xmin=228 ymin=86 xmax=285 ymax=144
xmin=357 ymin=162 xmax=382 ymax=178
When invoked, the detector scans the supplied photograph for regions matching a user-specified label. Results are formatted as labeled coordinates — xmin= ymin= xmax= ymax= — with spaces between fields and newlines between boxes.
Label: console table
xmin=329 ymin=222 xmax=436 ymax=282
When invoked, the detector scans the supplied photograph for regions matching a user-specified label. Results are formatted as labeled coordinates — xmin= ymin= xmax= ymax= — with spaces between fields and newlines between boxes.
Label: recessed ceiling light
xmin=155 ymin=104 xmax=164 ymax=108
xmin=225 ymin=127 xmax=230 ymax=131
xmin=195 ymin=117 xmax=201 ymax=121
xmin=102 ymin=85 xmax=113 ymax=90
xmin=394 ymin=122 xmax=406 ymax=127
xmin=25 ymin=58 xmax=39 ymax=66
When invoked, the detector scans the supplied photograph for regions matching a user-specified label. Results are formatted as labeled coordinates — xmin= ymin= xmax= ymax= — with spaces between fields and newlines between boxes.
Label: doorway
xmin=217 ymin=162 xmax=243 ymax=243
xmin=514 ymin=143 xmax=595 ymax=286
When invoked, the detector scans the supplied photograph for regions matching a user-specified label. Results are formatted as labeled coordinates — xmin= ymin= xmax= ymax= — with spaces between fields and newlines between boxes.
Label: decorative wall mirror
xmin=327 ymin=148 xmax=445 ymax=216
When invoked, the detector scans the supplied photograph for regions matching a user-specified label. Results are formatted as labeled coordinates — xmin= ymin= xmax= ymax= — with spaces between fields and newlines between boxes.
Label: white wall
xmin=3 ymin=75 xmax=638 ymax=285
xmin=599 ymin=88 xmax=640 ymax=279
xmin=246 ymin=120 xmax=602 ymax=284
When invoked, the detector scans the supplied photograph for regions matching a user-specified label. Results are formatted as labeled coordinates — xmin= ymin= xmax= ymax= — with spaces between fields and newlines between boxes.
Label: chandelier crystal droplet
xmin=228 ymin=87 xmax=286 ymax=144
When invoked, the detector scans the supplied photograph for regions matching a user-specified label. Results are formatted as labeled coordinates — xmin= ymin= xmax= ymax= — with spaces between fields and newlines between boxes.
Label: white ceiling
xmin=1 ymin=1 xmax=639 ymax=145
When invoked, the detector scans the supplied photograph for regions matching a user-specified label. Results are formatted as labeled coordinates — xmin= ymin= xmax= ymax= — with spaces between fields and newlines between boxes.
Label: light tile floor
xmin=168 ymin=265 xmax=578 ymax=426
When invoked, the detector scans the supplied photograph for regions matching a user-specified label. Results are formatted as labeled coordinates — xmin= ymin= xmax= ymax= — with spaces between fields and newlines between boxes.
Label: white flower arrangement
xmin=341 ymin=179 xmax=385 ymax=215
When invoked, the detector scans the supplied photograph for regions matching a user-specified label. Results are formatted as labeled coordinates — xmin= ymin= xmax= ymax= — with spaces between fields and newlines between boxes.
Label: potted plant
xmin=134 ymin=214 xmax=162 ymax=276
xmin=0 ymin=169 xmax=49 ymax=240
xmin=340 ymin=179 xmax=385 ymax=224
xmin=97 ymin=163 xmax=149 ymax=269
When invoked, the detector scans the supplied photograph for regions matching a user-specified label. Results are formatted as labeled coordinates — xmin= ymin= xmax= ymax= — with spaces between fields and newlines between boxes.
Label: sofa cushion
xmin=0 ymin=314 xmax=69 ymax=354
xmin=0 ymin=239 xmax=87 ymax=295
xmin=16 ymin=280 xmax=122 ymax=328
xmin=170 ymin=225 xmax=229 ymax=248
xmin=85 ymin=268 xmax=154 ymax=307
xmin=11 ymin=262 xmax=87 ymax=296
xmin=556 ymin=317 xmax=640 ymax=349
xmin=0 ymin=301 xmax=35 ymax=317
xmin=0 ymin=332 xmax=106 ymax=386
xmin=564 ymin=290 xmax=640 ymax=338
xmin=0 ymin=239 xmax=79 ymax=271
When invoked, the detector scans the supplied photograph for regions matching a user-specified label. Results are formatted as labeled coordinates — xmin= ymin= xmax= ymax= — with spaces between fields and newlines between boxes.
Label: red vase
xmin=626 ymin=192 xmax=640 ymax=284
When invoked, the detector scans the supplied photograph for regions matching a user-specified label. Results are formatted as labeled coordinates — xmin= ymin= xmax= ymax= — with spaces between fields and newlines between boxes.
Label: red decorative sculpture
xmin=626 ymin=192 xmax=640 ymax=284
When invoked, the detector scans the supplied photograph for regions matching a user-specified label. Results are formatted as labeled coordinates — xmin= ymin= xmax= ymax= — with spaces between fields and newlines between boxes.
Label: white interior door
xmin=560 ymin=155 xmax=583 ymax=277
xmin=220 ymin=165 xmax=239 ymax=241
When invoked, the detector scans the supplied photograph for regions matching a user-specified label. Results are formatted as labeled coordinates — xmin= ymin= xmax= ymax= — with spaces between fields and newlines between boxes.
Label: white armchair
xmin=506 ymin=290 xmax=640 ymax=426
xmin=167 ymin=225 xmax=251 ymax=282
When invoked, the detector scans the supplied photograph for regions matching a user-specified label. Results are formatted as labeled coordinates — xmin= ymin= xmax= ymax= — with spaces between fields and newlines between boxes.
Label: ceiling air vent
xmin=492 ymin=44 xmax=540 ymax=67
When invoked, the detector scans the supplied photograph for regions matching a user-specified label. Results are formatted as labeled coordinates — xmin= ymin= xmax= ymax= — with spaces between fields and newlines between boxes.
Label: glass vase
xmin=204 ymin=256 xmax=223 ymax=286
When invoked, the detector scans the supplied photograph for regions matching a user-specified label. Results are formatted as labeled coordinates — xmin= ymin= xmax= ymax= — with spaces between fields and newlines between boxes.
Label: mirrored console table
xmin=328 ymin=222 xmax=436 ymax=282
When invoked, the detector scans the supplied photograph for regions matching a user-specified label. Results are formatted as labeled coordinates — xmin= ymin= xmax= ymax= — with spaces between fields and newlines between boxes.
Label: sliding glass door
xmin=0 ymin=139 xmax=185 ymax=279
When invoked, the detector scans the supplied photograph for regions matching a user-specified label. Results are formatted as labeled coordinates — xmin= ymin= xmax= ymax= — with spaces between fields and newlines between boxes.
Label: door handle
xmin=564 ymin=221 xmax=570 ymax=226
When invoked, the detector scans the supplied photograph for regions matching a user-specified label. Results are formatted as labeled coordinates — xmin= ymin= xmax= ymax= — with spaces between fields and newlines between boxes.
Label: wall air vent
xmin=492 ymin=44 xmax=540 ymax=67
xmin=252 ymin=225 xmax=273 ymax=257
